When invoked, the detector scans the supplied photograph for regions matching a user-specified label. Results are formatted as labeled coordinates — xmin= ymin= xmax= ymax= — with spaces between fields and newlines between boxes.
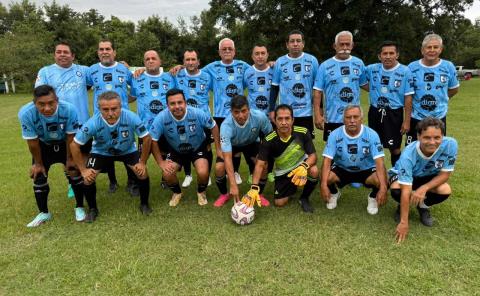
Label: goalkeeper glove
xmin=287 ymin=162 xmax=309 ymax=186
xmin=241 ymin=184 xmax=261 ymax=207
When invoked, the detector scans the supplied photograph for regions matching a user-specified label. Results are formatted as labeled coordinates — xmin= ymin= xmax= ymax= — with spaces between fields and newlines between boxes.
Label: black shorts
xmin=166 ymin=141 xmax=209 ymax=167
xmin=213 ymin=117 xmax=225 ymax=128
xmin=274 ymin=173 xmax=298 ymax=199
xmin=323 ymin=122 xmax=344 ymax=141
xmin=217 ymin=142 xmax=259 ymax=170
xmin=86 ymin=152 xmax=140 ymax=170
xmin=36 ymin=141 xmax=67 ymax=172
xmin=331 ymin=165 xmax=377 ymax=188
xmin=406 ymin=117 xmax=446 ymax=145
xmin=389 ymin=174 xmax=436 ymax=190
xmin=204 ymin=127 xmax=213 ymax=144
xmin=368 ymin=106 xmax=403 ymax=150
xmin=80 ymin=139 xmax=93 ymax=154
xmin=293 ymin=116 xmax=315 ymax=139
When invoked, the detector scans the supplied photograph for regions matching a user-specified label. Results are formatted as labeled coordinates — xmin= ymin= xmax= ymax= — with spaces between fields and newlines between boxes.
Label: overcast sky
xmin=1 ymin=0 xmax=479 ymax=25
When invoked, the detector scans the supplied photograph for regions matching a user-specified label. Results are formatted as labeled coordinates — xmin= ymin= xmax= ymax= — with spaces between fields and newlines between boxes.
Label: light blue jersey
xmin=314 ymin=56 xmax=367 ymax=123
xmin=220 ymin=109 xmax=273 ymax=153
xmin=74 ymin=110 xmax=148 ymax=156
xmin=130 ymin=72 xmax=176 ymax=130
xmin=244 ymin=65 xmax=274 ymax=114
xmin=203 ymin=60 xmax=250 ymax=118
xmin=87 ymin=62 xmax=133 ymax=113
xmin=389 ymin=137 xmax=457 ymax=185
xmin=272 ymin=53 xmax=319 ymax=117
xmin=150 ymin=106 xmax=216 ymax=154
xmin=408 ymin=59 xmax=459 ymax=120
xmin=19 ymin=101 xmax=79 ymax=144
xmin=35 ymin=63 xmax=90 ymax=124
xmin=366 ymin=63 xmax=414 ymax=109
xmin=175 ymin=69 xmax=212 ymax=115
xmin=323 ymin=125 xmax=384 ymax=172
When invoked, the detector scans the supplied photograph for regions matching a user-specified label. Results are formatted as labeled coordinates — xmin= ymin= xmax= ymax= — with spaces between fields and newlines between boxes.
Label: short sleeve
xmin=132 ymin=113 xmax=148 ymax=138
xmin=66 ymin=107 xmax=80 ymax=134
xmin=35 ymin=68 xmax=48 ymax=88
xmin=448 ymin=62 xmax=460 ymax=89
xmin=272 ymin=59 xmax=281 ymax=86
xmin=149 ymin=114 xmax=164 ymax=141
xmin=18 ymin=110 xmax=38 ymax=140
xmin=404 ymin=68 xmax=415 ymax=95
xmin=74 ymin=119 xmax=94 ymax=145
xmin=313 ymin=64 xmax=325 ymax=91
xmin=370 ymin=130 xmax=385 ymax=159
xmin=441 ymin=139 xmax=458 ymax=171
xmin=359 ymin=61 xmax=367 ymax=86
xmin=220 ymin=124 xmax=233 ymax=153
xmin=322 ymin=132 xmax=336 ymax=159
xmin=302 ymin=132 xmax=316 ymax=155
xmin=257 ymin=141 xmax=271 ymax=161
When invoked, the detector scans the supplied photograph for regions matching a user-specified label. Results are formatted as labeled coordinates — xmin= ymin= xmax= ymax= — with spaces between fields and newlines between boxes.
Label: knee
xmin=215 ymin=162 xmax=225 ymax=176
xmin=308 ymin=165 xmax=319 ymax=178
xmin=274 ymin=198 xmax=289 ymax=207
xmin=34 ymin=174 xmax=48 ymax=186
xmin=433 ymin=183 xmax=451 ymax=195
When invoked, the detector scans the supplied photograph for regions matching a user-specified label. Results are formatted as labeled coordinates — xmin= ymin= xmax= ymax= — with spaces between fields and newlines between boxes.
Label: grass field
xmin=1 ymin=80 xmax=479 ymax=295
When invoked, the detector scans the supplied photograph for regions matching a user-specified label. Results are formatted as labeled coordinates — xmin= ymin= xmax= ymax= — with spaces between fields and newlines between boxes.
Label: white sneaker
xmin=234 ymin=172 xmax=242 ymax=185
xmin=367 ymin=196 xmax=378 ymax=215
xmin=326 ymin=191 xmax=341 ymax=210
xmin=197 ymin=192 xmax=208 ymax=206
xmin=208 ymin=177 xmax=212 ymax=186
xmin=182 ymin=175 xmax=193 ymax=188
xmin=169 ymin=193 xmax=183 ymax=207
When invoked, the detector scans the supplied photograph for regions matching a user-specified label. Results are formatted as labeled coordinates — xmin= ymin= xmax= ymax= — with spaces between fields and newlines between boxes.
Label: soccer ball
xmin=231 ymin=202 xmax=255 ymax=225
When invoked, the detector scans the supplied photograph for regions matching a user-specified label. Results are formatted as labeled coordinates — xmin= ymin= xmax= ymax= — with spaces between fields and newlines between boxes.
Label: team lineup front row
xmin=19 ymin=84 xmax=457 ymax=243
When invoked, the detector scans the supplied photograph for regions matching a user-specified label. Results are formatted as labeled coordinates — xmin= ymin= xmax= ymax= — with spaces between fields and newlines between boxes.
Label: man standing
xmin=71 ymin=91 xmax=152 ymax=222
xmin=390 ymin=117 xmax=457 ymax=243
xmin=213 ymin=95 xmax=273 ymax=207
xmin=270 ymin=30 xmax=319 ymax=138
xmin=244 ymin=104 xmax=318 ymax=213
xmin=406 ymin=33 xmax=459 ymax=144
xmin=18 ymin=85 xmax=85 ymax=227
xmin=314 ymin=31 xmax=368 ymax=141
xmin=320 ymin=105 xmax=388 ymax=214
xmin=244 ymin=44 xmax=274 ymax=115
xmin=365 ymin=41 xmax=414 ymax=166
xmin=150 ymin=89 xmax=221 ymax=207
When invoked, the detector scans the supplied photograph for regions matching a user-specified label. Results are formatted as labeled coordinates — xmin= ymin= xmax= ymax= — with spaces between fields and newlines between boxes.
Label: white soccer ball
xmin=231 ymin=202 xmax=255 ymax=225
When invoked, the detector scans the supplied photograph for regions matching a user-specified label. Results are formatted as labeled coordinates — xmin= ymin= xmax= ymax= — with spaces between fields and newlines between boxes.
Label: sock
xmin=69 ymin=175 xmax=84 ymax=208
xmin=259 ymin=178 xmax=267 ymax=194
xmin=207 ymin=149 xmax=213 ymax=174
xmin=125 ymin=164 xmax=137 ymax=186
xmin=300 ymin=177 xmax=318 ymax=201
xmin=138 ymin=177 xmax=150 ymax=206
xmin=369 ymin=187 xmax=379 ymax=199
xmin=184 ymin=163 xmax=192 ymax=176
xmin=197 ymin=183 xmax=207 ymax=193
xmin=33 ymin=175 xmax=49 ymax=213
xmin=215 ymin=175 xmax=228 ymax=195
xmin=84 ymin=183 xmax=97 ymax=210
xmin=391 ymin=153 xmax=400 ymax=167
xmin=328 ymin=184 xmax=338 ymax=194
xmin=233 ymin=155 xmax=241 ymax=172
xmin=419 ymin=200 xmax=429 ymax=209
xmin=390 ymin=188 xmax=401 ymax=203
xmin=424 ymin=192 xmax=450 ymax=207
xmin=106 ymin=161 xmax=117 ymax=184
xmin=168 ymin=183 xmax=182 ymax=194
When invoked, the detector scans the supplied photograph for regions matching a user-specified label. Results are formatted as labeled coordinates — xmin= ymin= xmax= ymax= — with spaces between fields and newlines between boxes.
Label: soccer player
xmin=203 ymin=38 xmax=251 ymax=185
xmin=175 ymin=49 xmax=213 ymax=188
xmin=244 ymin=44 xmax=274 ymax=115
xmin=35 ymin=41 xmax=91 ymax=198
xmin=390 ymin=117 xmax=457 ymax=243
xmin=18 ymin=85 xmax=85 ymax=227
xmin=313 ymin=31 xmax=368 ymax=141
xmin=365 ymin=41 xmax=414 ymax=166
xmin=87 ymin=39 xmax=137 ymax=195
xmin=71 ymin=91 xmax=153 ymax=222
xmin=244 ymin=104 xmax=318 ymax=213
xmin=213 ymin=95 xmax=273 ymax=207
xmin=269 ymin=30 xmax=319 ymax=138
xmin=406 ymin=33 xmax=459 ymax=144
xmin=320 ymin=105 xmax=388 ymax=214
xmin=150 ymin=89 xmax=221 ymax=207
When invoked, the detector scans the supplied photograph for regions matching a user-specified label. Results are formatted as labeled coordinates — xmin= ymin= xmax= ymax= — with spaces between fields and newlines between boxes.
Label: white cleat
xmin=182 ymin=175 xmax=193 ymax=188
xmin=367 ymin=196 xmax=379 ymax=215
xmin=326 ymin=192 xmax=341 ymax=210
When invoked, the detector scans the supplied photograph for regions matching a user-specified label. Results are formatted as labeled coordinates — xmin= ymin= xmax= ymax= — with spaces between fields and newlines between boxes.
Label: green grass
xmin=1 ymin=80 xmax=480 ymax=295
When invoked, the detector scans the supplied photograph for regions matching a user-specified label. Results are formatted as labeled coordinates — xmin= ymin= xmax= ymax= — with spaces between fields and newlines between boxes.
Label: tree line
xmin=1 ymin=0 xmax=479 ymax=91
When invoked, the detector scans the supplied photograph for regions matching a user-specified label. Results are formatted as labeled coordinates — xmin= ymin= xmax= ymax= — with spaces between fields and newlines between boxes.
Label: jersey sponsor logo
xmin=305 ymin=64 xmax=311 ymax=72
xmin=292 ymin=83 xmax=306 ymax=98
xmin=149 ymin=100 xmax=164 ymax=114
xmin=377 ymin=97 xmax=390 ymax=108
xmin=118 ymin=76 xmax=125 ymax=83
xmin=178 ymin=143 xmax=194 ymax=153
xmin=434 ymin=160 xmax=444 ymax=169
xmin=381 ymin=76 xmax=390 ymax=85
xmin=163 ymin=83 xmax=169 ymax=90
xmin=150 ymin=81 xmax=159 ymax=89
xmin=189 ymin=123 xmax=196 ymax=132
xmin=341 ymin=66 xmax=350 ymax=75
xmin=448 ymin=158 xmax=455 ymax=166
xmin=76 ymin=71 xmax=82 ymax=77
xmin=353 ymin=68 xmax=360 ymax=75
xmin=394 ymin=80 xmax=401 ymax=88
xmin=225 ymin=84 xmax=238 ymax=97
xmin=420 ymin=95 xmax=437 ymax=111
xmin=257 ymin=77 xmax=266 ymax=85
xmin=255 ymin=96 xmax=268 ymax=110
xmin=362 ymin=146 xmax=370 ymax=155
xmin=226 ymin=66 xmax=234 ymax=74
xmin=188 ymin=80 xmax=196 ymax=88
xmin=187 ymin=99 xmax=198 ymax=108
xmin=293 ymin=63 xmax=301 ymax=73
xmin=339 ymin=87 xmax=354 ymax=102
xmin=424 ymin=73 xmax=434 ymax=82
xmin=347 ymin=144 xmax=358 ymax=154
xmin=103 ymin=73 xmax=112 ymax=82
xmin=440 ymin=75 xmax=447 ymax=83
xmin=121 ymin=130 xmax=129 ymax=138
xmin=200 ymin=84 xmax=206 ymax=91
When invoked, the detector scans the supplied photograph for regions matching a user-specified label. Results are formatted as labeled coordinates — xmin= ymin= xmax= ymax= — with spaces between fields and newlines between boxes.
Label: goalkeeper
xmin=242 ymin=104 xmax=319 ymax=213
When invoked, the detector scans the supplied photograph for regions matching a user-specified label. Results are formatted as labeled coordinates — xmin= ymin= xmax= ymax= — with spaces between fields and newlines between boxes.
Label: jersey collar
xmin=333 ymin=56 xmax=352 ymax=62
xmin=185 ymin=69 xmax=202 ymax=77
xmin=144 ymin=69 xmax=164 ymax=77
xmin=419 ymin=59 xmax=442 ymax=68
xmin=286 ymin=53 xmax=304 ymax=60
xmin=415 ymin=141 xmax=441 ymax=160
xmin=99 ymin=62 xmax=118 ymax=69
xmin=169 ymin=107 xmax=188 ymax=122
xmin=54 ymin=63 xmax=74 ymax=70
xmin=253 ymin=65 xmax=270 ymax=72
xmin=381 ymin=63 xmax=400 ymax=72
xmin=101 ymin=112 xmax=121 ymax=127
xmin=220 ymin=60 xmax=235 ymax=66
xmin=342 ymin=124 xmax=364 ymax=139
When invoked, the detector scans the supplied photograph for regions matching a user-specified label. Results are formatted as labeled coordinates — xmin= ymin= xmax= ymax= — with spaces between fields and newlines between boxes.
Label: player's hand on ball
xmin=241 ymin=185 xmax=261 ymax=207
xmin=287 ymin=162 xmax=309 ymax=186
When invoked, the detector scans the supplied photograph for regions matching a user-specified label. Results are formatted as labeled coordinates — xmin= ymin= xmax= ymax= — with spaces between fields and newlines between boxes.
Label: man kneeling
xmin=71 ymin=91 xmax=152 ymax=222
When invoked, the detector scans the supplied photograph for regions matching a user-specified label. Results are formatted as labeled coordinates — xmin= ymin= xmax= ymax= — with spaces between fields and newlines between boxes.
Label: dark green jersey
xmin=258 ymin=126 xmax=316 ymax=176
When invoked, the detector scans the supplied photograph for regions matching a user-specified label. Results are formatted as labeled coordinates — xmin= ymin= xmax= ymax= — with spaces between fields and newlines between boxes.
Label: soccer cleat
xmin=268 ymin=172 xmax=275 ymax=183
xmin=259 ymin=194 xmax=270 ymax=207
xmin=182 ymin=175 xmax=193 ymax=188
xmin=417 ymin=207 xmax=433 ymax=227
xmin=299 ymin=199 xmax=314 ymax=213
xmin=74 ymin=207 xmax=86 ymax=222
xmin=367 ymin=196 xmax=379 ymax=215
xmin=234 ymin=172 xmax=242 ymax=185
xmin=394 ymin=205 xmax=401 ymax=223
xmin=197 ymin=192 xmax=208 ymax=206
xmin=108 ymin=182 xmax=119 ymax=194
xmin=213 ymin=193 xmax=230 ymax=207
xmin=350 ymin=182 xmax=362 ymax=188
xmin=326 ymin=191 xmax=341 ymax=210
xmin=139 ymin=204 xmax=152 ymax=215
xmin=169 ymin=193 xmax=183 ymax=207
xmin=85 ymin=208 xmax=99 ymax=223
xmin=67 ymin=184 xmax=74 ymax=199
xmin=26 ymin=212 xmax=52 ymax=227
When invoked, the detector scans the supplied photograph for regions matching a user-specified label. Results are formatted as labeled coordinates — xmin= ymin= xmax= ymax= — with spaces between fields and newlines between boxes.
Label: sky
xmin=1 ymin=0 xmax=479 ymax=26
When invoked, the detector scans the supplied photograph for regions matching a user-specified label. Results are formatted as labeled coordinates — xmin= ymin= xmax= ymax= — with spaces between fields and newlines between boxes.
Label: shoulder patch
xmin=293 ymin=126 xmax=308 ymax=134
xmin=265 ymin=131 xmax=278 ymax=141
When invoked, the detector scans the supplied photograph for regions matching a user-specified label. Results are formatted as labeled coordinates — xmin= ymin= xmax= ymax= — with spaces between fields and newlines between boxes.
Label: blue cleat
xmin=26 ymin=212 xmax=52 ymax=227
xmin=67 ymin=184 xmax=74 ymax=199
